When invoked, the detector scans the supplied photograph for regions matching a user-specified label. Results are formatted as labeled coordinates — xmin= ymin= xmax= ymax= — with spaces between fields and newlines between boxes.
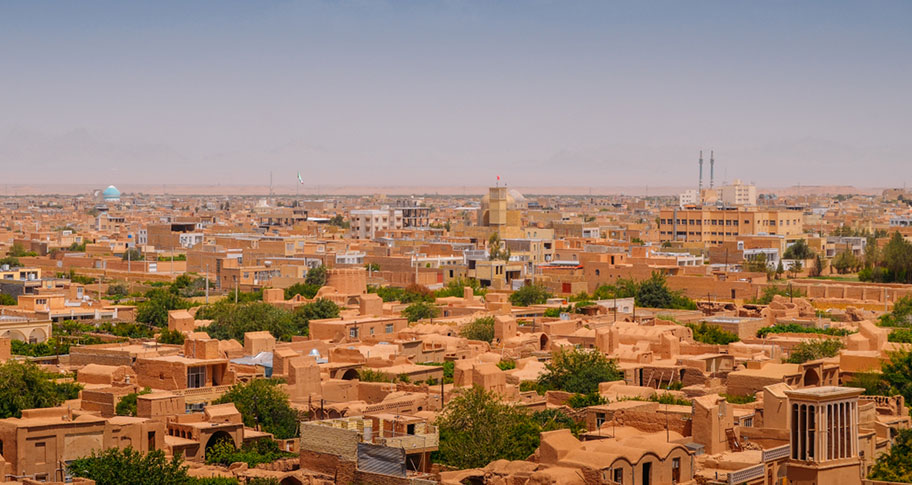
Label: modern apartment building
xmin=349 ymin=209 xmax=404 ymax=240
xmin=658 ymin=207 xmax=804 ymax=245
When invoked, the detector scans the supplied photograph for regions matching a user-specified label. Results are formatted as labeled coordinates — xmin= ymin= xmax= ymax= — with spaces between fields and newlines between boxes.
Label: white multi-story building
xmin=720 ymin=179 xmax=757 ymax=206
xmin=349 ymin=209 xmax=403 ymax=240
xmin=679 ymin=189 xmax=700 ymax=206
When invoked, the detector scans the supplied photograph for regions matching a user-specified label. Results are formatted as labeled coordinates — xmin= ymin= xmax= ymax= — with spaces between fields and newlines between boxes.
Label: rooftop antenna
xmin=709 ymin=150 xmax=715 ymax=189
xmin=269 ymin=171 xmax=273 ymax=197
xmin=699 ymin=150 xmax=704 ymax=192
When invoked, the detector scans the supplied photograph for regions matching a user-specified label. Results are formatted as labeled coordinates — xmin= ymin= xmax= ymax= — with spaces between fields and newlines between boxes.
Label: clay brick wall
xmin=300 ymin=423 xmax=360 ymax=461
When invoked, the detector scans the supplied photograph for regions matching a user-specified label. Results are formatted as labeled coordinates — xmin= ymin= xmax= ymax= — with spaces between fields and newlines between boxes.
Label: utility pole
xmin=205 ymin=263 xmax=210 ymax=304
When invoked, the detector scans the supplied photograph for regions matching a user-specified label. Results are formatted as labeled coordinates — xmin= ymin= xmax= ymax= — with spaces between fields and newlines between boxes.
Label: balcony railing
xmin=762 ymin=444 xmax=790 ymax=462
xmin=727 ymin=464 xmax=765 ymax=485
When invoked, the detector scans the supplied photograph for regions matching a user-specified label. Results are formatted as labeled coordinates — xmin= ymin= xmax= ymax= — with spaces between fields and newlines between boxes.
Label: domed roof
xmin=102 ymin=185 xmax=120 ymax=198
xmin=507 ymin=189 xmax=526 ymax=204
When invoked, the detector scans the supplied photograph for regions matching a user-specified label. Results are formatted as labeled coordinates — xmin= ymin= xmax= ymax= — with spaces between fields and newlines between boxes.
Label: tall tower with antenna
xmin=699 ymin=150 xmax=704 ymax=191
xmin=709 ymin=150 xmax=715 ymax=189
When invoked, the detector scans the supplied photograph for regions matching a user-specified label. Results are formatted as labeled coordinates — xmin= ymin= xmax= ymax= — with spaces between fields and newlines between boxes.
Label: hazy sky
xmin=1 ymin=1 xmax=910 ymax=188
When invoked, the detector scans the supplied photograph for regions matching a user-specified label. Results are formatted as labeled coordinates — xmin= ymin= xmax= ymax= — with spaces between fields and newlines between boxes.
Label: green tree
xmin=116 ymin=387 xmax=152 ymax=416
xmin=488 ymin=232 xmax=511 ymax=262
xmin=402 ymin=301 xmax=439 ymax=322
xmin=567 ymin=392 xmax=607 ymax=409
xmin=537 ymin=348 xmax=621 ymax=394
xmin=284 ymin=282 xmax=321 ymax=300
xmin=635 ymin=272 xmax=696 ymax=309
xmin=808 ymin=253 xmax=825 ymax=277
xmin=435 ymin=277 xmax=486 ymax=297
xmin=328 ymin=214 xmax=349 ymax=229
xmin=0 ymin=360 xmax=83 ymax=418
xmin=304 ymin=265 xmax=328 ymax=286
xmin=686 ymin=322 xmax=740 ymax=344
xmin=106 ymin=283 xmax=129 ymax=299
xmin=213 ymin=379 xmax=301 ymax=439
xmin=157 ymin=328 xmax=186 ymax=345
xmin=880 ymin=296 xmax=912 ymax=327
xmin=121 ymin=248 xmax=144 ymax=261
xmin=749 ymin=285 xmax=805 ymax=305
xmin=435 ymin=386 xmax=578 ymax=469
xmin=399 ymin=284 xmax=436 ymax=304
xmin=205 ymin=438 xmax=294 ymax=467
xmin=868 ymin=427 xmax=912 ymax=483
xmin=0 ymin=293 xmax=15 ymax=305
xmin=889 ymin=328 xmax=912 ymax=343
xmin=169 ymin=275 xmax=210 ymax=298
xmin=8 ymin=243 xmax=37 ymax=257
xmin=786 ymin=339 xmax=844 ymax=364
xmin=358 ymin=369 xmax=392 ymax=382
xmin=844 ymin=371 xmax=890 ymax=396
xmin=0 ymin=256 xmax=20 ymax=267
xmin=136 ymin=288 xmax=191 ymax=327
xmin=203 ymin=302 xmax=299 ymax=342
xmin=292 ymin=298 xmax=341 ymax=336
xmin=744 ymin=253 xmax=770 ymax=273
xmin=68 ymin=447 xmax=189 ymax=485
xmin=832 ymin=250 xmax=859 ymax=274
xmin=882 ymin=350 xmax=912 ymax=407
xmin=783 ymin=239 xmax=814 ymax=260
xmin=509 ymin=284 xmax=552 ymax=307
xmin=460 ymin=316 xmax=495 ymax=343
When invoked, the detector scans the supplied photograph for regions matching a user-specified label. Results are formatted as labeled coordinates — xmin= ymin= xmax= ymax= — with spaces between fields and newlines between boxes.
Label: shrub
xmin=537 ymin=348 xmax=621 ymax=394
xmin=509 ymin=284 xmax=552 ymax=307
xmin=686 ymin=322 xmax=740 ymax=345
xmin=205 ymin=438 xmax=294 ymax=467
xmin=402 ymin=302 xmax=439 ymax=322
xmin=757 ymin=323 xmax=853 ymax=338
xmin=460 ymin=316 xmax=495 ymax=343
xmin=786 ymin=339 xmax=844 ymax=364
xmin=116 ymin=387 xmax=152 ymax=416
xmin=567 ymin=392 xmax=607 ymax=409
xmin=650 ymin=393 xmax=691 ymax=406
xmin=68 ymin=447 xmax=188 ymax=485
xmin=722 ymin=393 xmax=757 ymax=404
xmin=213 ymin=379 xmax=301 ymax=439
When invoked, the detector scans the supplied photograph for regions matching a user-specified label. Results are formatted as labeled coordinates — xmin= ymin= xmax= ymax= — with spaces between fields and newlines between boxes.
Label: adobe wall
xmin=606 ymin=409 xmax=692 ymax=436
xmin=327 ymin=268 xmax=368 ymax=295
xmin=299 ymin=449 xmax=356 ymax=482
xmin=69 ymin=347 xmax=135 ymax=367
xmin=300 ymin=423 xmax=360 ymax=461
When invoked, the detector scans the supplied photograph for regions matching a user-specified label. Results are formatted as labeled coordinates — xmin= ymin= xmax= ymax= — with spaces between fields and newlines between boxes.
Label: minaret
xmin=699 ymin=150 xmax=704 ymax=192
xmin=710 ymin=150 xmax=715 ymax=189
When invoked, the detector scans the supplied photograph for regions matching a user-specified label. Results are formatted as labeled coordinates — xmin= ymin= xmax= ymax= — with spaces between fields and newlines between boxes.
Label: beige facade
xmin=658 ymin=207 xmax=804 ymax=245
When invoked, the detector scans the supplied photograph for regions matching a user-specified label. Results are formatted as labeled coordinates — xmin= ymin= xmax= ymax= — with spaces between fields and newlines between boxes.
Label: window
xmin=386 ymin=324 xmax=394 ymax=333
xmin=350 ymin=327 xmax=359 ymax=338
xmin=613 ymin=468 xmax=624 ymax=484
xmin=187 ymin=366 xmax=206 ymax=389
xmin=672 ymin=458 xmax=680 ymax=483
xmin=596 ymin=412 xmax=607 ymax=428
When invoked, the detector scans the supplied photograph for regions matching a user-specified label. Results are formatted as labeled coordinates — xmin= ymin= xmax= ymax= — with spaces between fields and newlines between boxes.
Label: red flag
xmin=497 ymin=175 xmax=500 ymax=180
